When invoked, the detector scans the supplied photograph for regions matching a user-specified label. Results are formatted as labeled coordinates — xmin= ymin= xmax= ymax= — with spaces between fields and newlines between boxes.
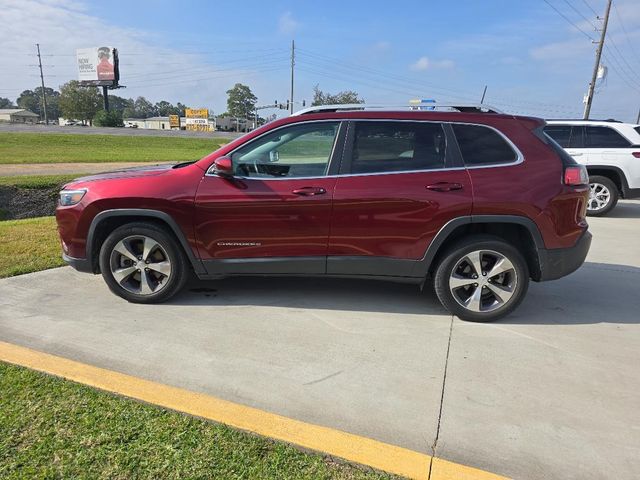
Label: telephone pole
xmin=36 ymin=43 xmax=49 ymax=124
xmin=289 ymin=40 xmax=295 ymax=115
xmin=583 ymin=0 xmax=612 ymax=120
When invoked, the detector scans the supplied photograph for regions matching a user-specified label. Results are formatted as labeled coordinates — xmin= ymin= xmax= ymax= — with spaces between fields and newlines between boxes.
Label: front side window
xmin=452 ymin=124 xmax=518 ymax=166
xmin=230 ymin=122 xmax=339 ymax=178
xmin=351 ymin=121 xmax=447 ymax=174
xmin=585 ymin=126 xmax=631 ymax=148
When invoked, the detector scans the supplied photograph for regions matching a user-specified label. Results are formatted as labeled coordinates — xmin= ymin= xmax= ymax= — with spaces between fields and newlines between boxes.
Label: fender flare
xmin=87 ymin=208 xmax=206 ymax=275
xmin=412 ymin=215 xmax=545 ymax=277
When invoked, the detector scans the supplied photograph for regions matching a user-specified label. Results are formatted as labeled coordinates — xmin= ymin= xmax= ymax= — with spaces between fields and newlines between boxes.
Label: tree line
xmin=0 ymin=81 xmax=363 ymax=128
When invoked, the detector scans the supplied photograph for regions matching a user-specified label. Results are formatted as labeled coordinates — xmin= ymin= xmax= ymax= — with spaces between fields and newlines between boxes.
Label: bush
xmin=93 ymin=109 xmax=124 ymax=127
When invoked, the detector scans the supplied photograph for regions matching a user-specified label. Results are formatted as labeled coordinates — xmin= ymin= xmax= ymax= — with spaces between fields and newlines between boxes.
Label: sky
xmin=1 ymin=0 xmax=640 ymax=121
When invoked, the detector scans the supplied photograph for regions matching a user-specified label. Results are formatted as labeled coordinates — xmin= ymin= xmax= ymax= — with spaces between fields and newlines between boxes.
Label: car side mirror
xmin=213 ymin=157 xmax=234 ymax=177
xmin=269 ymin=150 xmax=279 ymax=163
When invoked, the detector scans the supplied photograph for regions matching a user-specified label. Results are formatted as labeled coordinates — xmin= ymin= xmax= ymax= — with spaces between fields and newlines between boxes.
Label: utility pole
xmin=36 ymin=43 xmax=49 ymax=124
xmin=480 ymin=85 xmax=488 ymax=104
xmin=636 ymin=106 xmax=640 ymax=124
xmin=583 ymin=0 xmax=612 ymax=120
xmin=289 ymin=40 xmax=295 ymax=115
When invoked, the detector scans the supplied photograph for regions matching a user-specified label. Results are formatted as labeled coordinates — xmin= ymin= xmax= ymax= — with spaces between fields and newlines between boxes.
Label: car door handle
xmin=426 ymin=182 xmax=463 ymax=192
xmin=292 ymin=187 xmax=326 ymax=196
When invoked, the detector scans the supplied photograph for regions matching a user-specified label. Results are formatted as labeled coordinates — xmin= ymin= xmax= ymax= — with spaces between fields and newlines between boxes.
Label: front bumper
xmin=537 ymin=230 xmax=592 ymax=281
xmin=62 ymin=253 xmax=94 ymax=274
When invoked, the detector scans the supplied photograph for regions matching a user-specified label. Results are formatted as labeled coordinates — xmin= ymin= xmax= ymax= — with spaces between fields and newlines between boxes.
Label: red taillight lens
xmin=564 ymin=165 xmax=589 ymax=186
xmin=632 ymin=152 xmax=640 ymax=158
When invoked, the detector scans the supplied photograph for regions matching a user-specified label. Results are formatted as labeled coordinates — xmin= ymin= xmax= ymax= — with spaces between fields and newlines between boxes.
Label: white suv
xmin=544 ymin=120 xmax=640 ymax=215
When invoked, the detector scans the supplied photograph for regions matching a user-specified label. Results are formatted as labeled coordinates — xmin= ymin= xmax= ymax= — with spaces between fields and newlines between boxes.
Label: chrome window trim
xmin=205 ymin=119 xmax=524 ymax=180
xmin=449 ymin=121 xmax=524 ymax=169
xmin=205 ymin=119 xmax=342 ymax=178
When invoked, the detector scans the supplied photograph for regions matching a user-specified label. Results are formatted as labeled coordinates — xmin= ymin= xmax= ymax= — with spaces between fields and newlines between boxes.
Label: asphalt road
xmin=0 ymin=122 xmax=242 ymax=139
xmin=1 ymin=201 xmax=639 ymax=479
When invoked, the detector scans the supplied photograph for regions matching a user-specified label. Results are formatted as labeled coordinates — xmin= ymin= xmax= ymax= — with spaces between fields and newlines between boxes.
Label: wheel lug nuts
xmin=474 ymin=283 xmax=478 ymax=287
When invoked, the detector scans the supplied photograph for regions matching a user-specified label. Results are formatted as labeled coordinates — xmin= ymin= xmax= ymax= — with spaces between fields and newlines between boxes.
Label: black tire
xmin=433 ymin=235 xmax=529 ymax=322
xmin=587 ymin=175 xmax=618 ymax=217
xmin=99 ymin=222 xmax=188 ymax=304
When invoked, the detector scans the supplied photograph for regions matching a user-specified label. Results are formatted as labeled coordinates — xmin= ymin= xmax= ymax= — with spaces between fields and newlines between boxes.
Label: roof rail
xmin=547 ymin=118 xmax=622 ymax=123
xmin=292 ymin=103 xmax=504 ymax=116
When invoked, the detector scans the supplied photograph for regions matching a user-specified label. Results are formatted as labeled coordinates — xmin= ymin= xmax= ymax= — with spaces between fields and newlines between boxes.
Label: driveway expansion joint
xmin=427 ymin=315 xmax=455 ymax=480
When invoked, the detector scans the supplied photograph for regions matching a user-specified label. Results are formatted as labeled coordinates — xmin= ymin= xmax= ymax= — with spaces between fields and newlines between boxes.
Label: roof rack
xmin=292 ymin=103 xmax=504 ymax=116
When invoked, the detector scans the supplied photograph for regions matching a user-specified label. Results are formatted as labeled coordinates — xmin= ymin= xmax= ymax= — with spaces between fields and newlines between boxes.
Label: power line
xmin=612 ymin=1 xmax=640 ymax=65
xmin=581 ymin=0 xmax=599 ymax=16
xmin=541 ymin=0 xmax=596 ymax=40
xmin=562 ymin=0 xmax=599 ymax=30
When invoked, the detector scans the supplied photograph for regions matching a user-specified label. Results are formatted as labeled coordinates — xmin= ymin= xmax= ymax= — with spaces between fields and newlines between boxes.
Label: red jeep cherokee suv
xmin=56 ymin=105 xmax=591 ymax=322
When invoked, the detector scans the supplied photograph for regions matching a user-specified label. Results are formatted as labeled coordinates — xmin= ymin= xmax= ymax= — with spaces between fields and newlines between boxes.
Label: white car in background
xmin=544 ymin=120 xmax=640 ymax=216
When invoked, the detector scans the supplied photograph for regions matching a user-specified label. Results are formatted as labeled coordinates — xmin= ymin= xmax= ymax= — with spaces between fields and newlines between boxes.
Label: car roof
xmin=546 ymin=119 xmax=640 ymax=127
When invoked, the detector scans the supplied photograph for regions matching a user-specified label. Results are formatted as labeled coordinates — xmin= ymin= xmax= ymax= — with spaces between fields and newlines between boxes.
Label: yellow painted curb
xmin=0 ymin=340 xmax=508 ymax=480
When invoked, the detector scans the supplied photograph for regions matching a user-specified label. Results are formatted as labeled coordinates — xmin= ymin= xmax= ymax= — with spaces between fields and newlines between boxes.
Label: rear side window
xmin=585 ymin=126 xmax=631 ymax=148
xmin=544 ymin=125 xmax=581 ymax=148
xmin=351 ymin=121 xmax=446 ymax=174
xmin=452 ymin=124 xmax=518 ymax=166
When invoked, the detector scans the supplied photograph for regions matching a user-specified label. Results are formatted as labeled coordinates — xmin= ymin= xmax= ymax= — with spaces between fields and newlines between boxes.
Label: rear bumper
xmin=62 ymin=253 xmax=94 ymax=274
xmin=537 ymin=230 xmax=592 ymax=281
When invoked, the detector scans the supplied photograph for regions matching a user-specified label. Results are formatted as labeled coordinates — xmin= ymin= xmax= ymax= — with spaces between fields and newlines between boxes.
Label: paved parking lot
xmin=1 ymin=201 xmax=639 ymax=479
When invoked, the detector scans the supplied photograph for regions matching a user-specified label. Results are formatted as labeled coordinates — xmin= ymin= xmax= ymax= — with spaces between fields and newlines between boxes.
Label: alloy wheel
xmin=109 ymin=235 xmax=172 ymax=295
xmin=448 ymin=249 xmax=518 ymax=313
xmin=588 ymin=182 xmax=611 ymax=212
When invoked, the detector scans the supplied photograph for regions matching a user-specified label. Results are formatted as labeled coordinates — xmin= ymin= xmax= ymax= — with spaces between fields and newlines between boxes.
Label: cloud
xmin=409 ymin=56 xmax=454 ymax=71
xmin=278 ymin=11 xmax=300 ymax=35
xmin=0 ymin=0 xmax=280 ymax=113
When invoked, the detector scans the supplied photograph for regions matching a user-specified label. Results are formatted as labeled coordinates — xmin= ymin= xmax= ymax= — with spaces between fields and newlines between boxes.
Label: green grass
xmin=0 ymin=217 xmax=65 ymax=278
xmin=0 ymin=362 xmax=396 ymax=479
xmin=0 ymin=132 xmax=228 ymax=164
xmin=0 ymin=174 xmax=82 ymax=189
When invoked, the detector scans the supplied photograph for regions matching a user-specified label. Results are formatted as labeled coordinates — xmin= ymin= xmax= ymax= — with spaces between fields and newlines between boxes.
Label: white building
xmin=124 ymin=116 xmax=216 ymax=131
xmin=0 ymin=109 xmax=39 ymax=124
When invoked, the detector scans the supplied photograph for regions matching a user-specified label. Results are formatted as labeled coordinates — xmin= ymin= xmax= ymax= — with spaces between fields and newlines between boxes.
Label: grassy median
xmin=0 ymin=132 xmax=227 ymax=164
xmin=0 ymin=362 xmax=394 ymax=479
xmin=0 ymin=217 xmax=64 ymax=278
xmin=0 ymin=174 xmax=82 ymax=189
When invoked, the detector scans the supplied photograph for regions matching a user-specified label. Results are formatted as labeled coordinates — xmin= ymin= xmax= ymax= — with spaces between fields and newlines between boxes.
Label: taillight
xmin=632 ymin=152 xmax=640 ymax=158
xmin=564 ymin=165 xmax=589 ymax=186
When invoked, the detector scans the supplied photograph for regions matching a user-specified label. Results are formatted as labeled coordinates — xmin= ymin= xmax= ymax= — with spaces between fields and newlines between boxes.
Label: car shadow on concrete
xmin=170 ymin=276 xmax=450 ymax=316
xmin=167 ymin=261 xmax=639 ymax=323
xmin=605 ymin=201 xmax=640 ymax=219
xmin=501 ymin=262 xmax=640 ymax=325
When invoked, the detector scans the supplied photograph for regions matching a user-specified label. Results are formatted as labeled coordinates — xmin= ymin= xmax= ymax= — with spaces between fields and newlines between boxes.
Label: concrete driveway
xmin=1 ymin=201 xmax=639 ymax=479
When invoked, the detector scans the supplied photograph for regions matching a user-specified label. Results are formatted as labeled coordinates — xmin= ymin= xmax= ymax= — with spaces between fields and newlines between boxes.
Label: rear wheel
xmin=587 ymin=175 xmax=618 ymax=216
xmin=433 ymin=235 xmax=529 ymax=322
xmin=99 ymin=223 xmax=188 ymax=303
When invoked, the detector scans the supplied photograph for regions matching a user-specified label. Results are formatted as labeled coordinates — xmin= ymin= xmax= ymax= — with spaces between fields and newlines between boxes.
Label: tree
xmin=312 ymin=85 xmax=364 ymax=106
xmin=133 ymin=97 xmax=157 ymax=118
xmin=0 ymin=97 xmax=15 ymax=108
xmin=59 ymin=81 xmax=102 ymax=124
xmin=155 ymin=100 xmax=180 ymax=117
xmin=108 ymin=95 xmax=134 ymax=113
xmin=93 ymin=109 xmax=124 ymax=127
xmin=16 ymin=87 xmax=61 ymax=120
xmin=226 ymin=83 xmax=257 ymax=121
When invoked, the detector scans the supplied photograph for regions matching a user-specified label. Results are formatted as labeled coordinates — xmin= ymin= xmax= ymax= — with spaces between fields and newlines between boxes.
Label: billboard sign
xmin=169 ymin=114 xmax=180 ymax=128
xmin=185 ymin=108 xmax=211 ymax=132
xmin=76 ymin=47 xmax=119 ymax=86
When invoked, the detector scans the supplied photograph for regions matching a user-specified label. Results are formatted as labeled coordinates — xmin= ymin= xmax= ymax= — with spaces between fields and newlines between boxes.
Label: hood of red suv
xmin=62 ymin=163 xmax=178 ymax=188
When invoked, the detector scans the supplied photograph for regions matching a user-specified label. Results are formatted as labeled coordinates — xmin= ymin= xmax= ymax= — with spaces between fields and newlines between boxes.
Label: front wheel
xmin=587 ymin=175 xmax=618 ymax=216
xmin=99 ymin=222 xmax=188 ymax=303
xmin=433 ymin=236 xmax=529 ymax=322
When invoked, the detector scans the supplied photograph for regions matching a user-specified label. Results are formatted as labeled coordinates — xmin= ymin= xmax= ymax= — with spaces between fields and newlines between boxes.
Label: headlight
xmin=59 ymin=189 xmax=87 ymax=206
